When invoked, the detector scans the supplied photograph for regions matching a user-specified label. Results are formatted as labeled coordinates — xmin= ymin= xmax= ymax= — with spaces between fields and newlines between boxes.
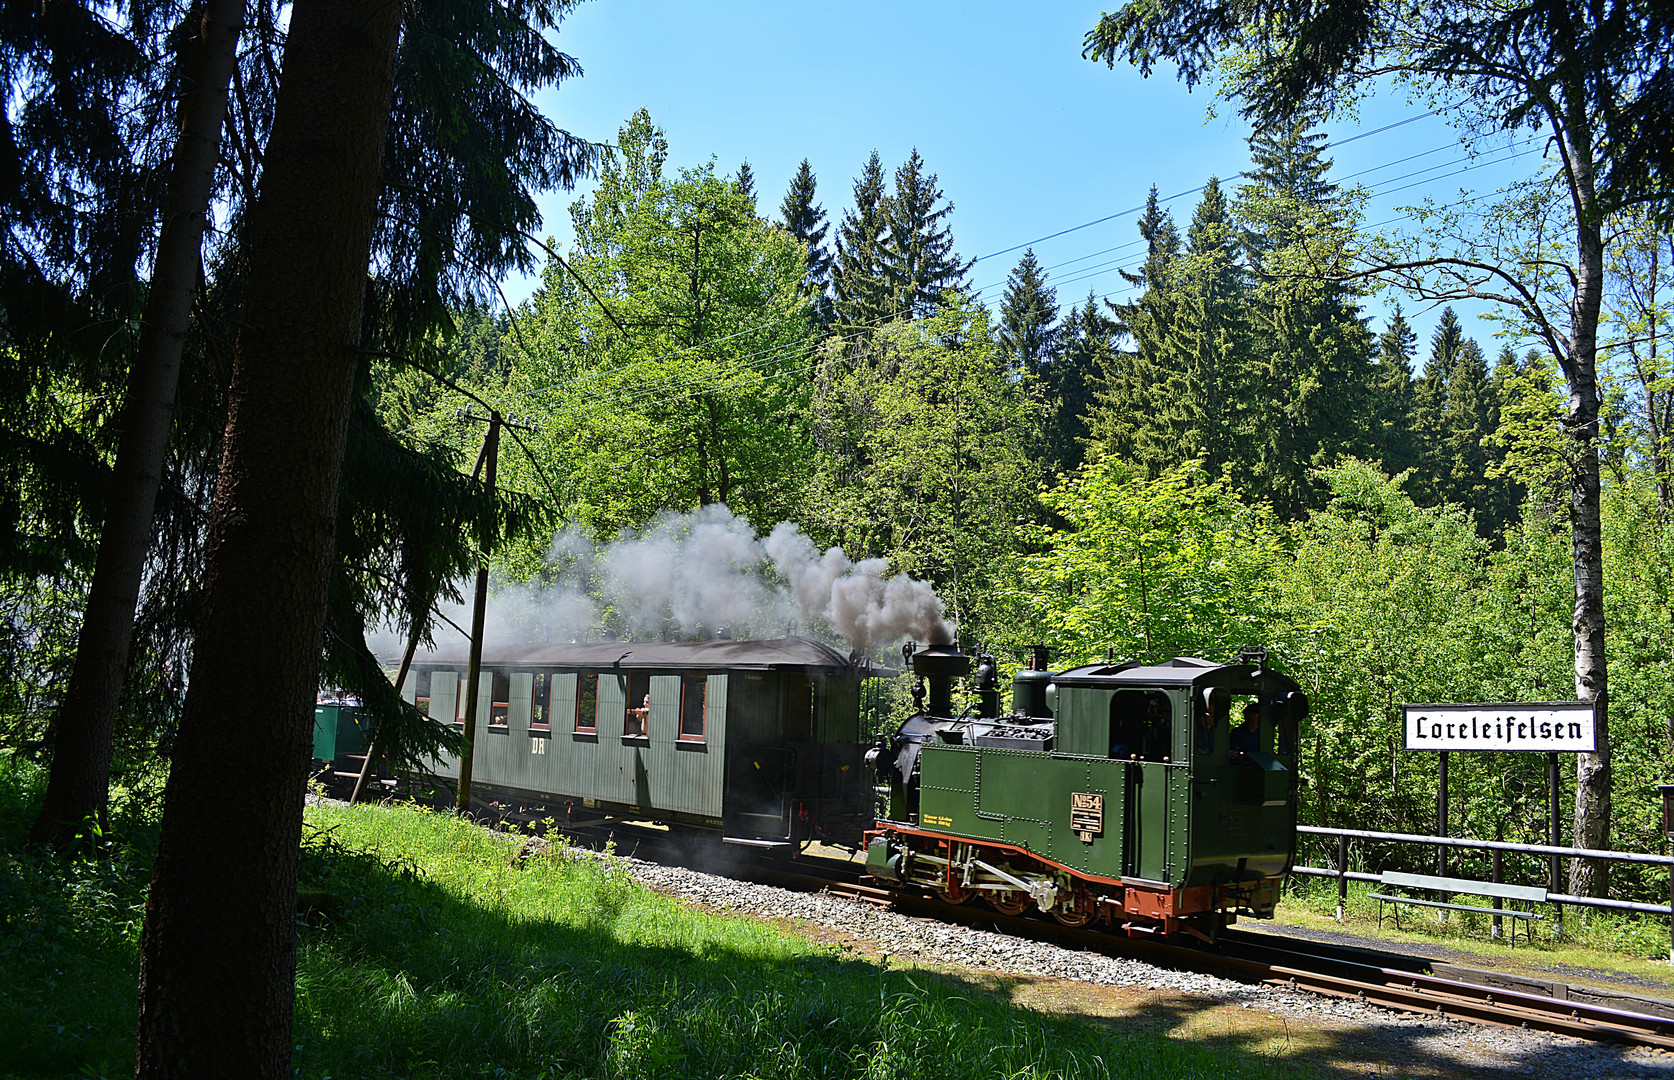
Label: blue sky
xmin=515 ymin=1 xmax=1540 ymax=361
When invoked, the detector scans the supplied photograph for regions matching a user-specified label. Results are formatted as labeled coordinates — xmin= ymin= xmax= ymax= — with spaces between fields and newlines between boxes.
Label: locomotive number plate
xmin=1070 ymin=792 xmax=1103 ymax=839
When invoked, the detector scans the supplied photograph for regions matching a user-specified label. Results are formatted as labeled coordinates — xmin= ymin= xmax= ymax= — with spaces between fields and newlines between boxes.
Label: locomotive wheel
xmin=986 ymin=890 xmax=1031 ymax=916
xmin=1051 ymin=890 xmax=1096 ymax=928
xmin=933 ymin=879 xmax=974 ymax=905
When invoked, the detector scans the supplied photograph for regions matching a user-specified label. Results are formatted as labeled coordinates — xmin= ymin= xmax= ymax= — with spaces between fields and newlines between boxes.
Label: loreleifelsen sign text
xmin=1403 ymin=701 xmax=1597 ymax=753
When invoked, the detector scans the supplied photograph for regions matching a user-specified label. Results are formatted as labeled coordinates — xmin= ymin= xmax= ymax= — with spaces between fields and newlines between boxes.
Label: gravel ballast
xmin=566 ymin=841 xmax=1674 ymax=1079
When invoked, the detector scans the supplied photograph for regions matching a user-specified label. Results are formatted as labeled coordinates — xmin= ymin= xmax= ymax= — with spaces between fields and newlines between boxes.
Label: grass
xmin=0 ymin=755 xmax=1309 ymax=1080
xmin=1279 ymin=872 xmax=1674 ymax=993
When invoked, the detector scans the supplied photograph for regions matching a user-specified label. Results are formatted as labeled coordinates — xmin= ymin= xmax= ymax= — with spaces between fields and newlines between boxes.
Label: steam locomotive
xmin=866 ymin=641 xmax=1306 ymax=938
xmin=321 ymin=635 xmax=1304 ymax=938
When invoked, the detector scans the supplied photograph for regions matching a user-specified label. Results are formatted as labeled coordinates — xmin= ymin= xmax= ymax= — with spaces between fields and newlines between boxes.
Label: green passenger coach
xmin=400 ymin=638 xmax=892 ymax=848
xmin=866 ymin=643 xmax=1306 ymax=938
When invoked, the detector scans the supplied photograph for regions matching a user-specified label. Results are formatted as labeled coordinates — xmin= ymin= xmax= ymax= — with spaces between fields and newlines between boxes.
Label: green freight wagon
xmin=312 ymin=699 xmax=370 ymax=764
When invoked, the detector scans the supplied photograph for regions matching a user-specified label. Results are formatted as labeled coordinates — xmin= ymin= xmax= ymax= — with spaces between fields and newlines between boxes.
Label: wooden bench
xmin=1370 ymin=870 xmax=1547 ymax=945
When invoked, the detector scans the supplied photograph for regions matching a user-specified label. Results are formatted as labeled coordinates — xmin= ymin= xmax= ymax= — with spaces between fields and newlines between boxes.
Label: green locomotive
xmin=866 ymin=642 xmax=1306 ymax=939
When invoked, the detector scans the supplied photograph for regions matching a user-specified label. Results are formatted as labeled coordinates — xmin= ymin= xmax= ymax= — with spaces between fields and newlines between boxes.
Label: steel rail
xmin=469 ymin=810 xmax=1674 ymax=1049
xmin=784 ymin=873 xmax=1674 ymax=1050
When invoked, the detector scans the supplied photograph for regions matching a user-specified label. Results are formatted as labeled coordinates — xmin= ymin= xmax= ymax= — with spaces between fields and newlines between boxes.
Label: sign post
xmin=1403 ymin=701 xmax=1597 ymax=935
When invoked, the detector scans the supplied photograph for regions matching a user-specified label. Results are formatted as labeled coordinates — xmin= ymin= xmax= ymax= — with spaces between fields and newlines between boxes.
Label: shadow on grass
xmin=977 ymin=964 xmax=1674 ymax=1080
xmin=288 ymin=826 xmax=1297 ymax=1080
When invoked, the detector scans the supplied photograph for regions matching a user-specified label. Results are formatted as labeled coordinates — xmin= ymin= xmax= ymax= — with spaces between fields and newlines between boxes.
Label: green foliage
xmin=1036 ymin=293 xmax=1110 ymax=476
xmin=777 ymin=159 xmax=835 ymax=331
xmin=833 ymin=151 xmax=893 ymax=334
xmin=997 ymin=249 xmax=1058 ymax=377
xmin=1269 ymin=461 xmax=1498 ymax=835
xmin=808 ymin=298 xmax=1039 ymax=644
xmin=1015 ymin=459 xmax=1280 ymax=668
xmin=505 ymin=110 xmax=816 ymax=544
xmin=1233 ymin=120 xmax=1376 ymax=519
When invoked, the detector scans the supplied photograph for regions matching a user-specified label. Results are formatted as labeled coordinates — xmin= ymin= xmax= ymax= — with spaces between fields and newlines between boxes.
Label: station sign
xmin=1403 ymin=701 xmax=1597 ymax=753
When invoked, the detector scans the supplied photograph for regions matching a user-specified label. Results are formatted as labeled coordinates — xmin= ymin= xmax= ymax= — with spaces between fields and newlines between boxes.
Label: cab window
xmin=1109 ymin=689 xmax=1173 ymax=761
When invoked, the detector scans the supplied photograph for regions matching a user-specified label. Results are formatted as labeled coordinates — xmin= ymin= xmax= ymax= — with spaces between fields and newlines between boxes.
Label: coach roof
xmin=413 ymin=636 xmax=896 ymax=676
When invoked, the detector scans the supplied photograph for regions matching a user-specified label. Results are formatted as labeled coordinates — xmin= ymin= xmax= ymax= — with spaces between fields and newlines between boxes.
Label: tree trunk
xmin=1561 ymin=113 xmax=1611 ymax=900
xmin=29 ymin=0 xmax=244 ymax=851
xmin=134 ymin=2 xmax=401 ymax=1076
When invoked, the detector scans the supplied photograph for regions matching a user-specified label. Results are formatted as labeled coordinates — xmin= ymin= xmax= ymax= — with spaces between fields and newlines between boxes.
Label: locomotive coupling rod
xmin=972 ymin=859 xmax=1060 ymax=908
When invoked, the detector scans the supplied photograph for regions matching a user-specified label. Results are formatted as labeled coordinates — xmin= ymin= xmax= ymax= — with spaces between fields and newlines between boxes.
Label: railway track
xmin=486 ymin=810 xmax=1674 ymax=1050
xmin=740 ymin=857 xmax=1674 ymax=1051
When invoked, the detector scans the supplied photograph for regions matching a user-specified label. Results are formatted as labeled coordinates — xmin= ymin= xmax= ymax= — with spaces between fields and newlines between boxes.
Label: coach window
xmin=530 ymin=674 xmax=551 ymax=731
xmin=576 ymin=670 xmax=598 ymax=733
xmin=489 ymin=671 xmax=511 ymax=728
xmin=624 ymin=672 xmax=650 ymax=737
xmin=455 ymin=674 xmax=470 ymax=726
xmin=679 ymin=673 xmax=706 ymax=742
xmin=414 ymin=670 xmax=431 ymax=718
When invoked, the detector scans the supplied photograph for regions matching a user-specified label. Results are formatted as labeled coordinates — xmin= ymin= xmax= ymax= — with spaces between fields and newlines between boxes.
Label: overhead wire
xmin=448 ymin=108 xmax=1544 ymax=419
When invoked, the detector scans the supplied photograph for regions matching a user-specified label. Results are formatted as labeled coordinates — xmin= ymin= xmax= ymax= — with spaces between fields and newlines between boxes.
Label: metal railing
xmin=1291 ymin=824 xmax=1674 ymax=955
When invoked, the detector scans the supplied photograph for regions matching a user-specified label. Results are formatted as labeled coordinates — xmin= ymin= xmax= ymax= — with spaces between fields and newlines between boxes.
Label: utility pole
xmin=455 ymin=412 xmax=499 ymax=815
xmin=454 ymin=409 xmax=534 ymax=814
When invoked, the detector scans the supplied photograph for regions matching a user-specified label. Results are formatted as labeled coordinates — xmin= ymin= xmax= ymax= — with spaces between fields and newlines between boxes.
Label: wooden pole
xmin=455 ymin=412 xmax=500 ymax=815
xmin=1550 ymin=751 xmax=1563 ymax=933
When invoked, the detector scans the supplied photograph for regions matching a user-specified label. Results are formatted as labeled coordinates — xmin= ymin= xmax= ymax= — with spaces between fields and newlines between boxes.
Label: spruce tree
xmin=1164 ymin=176 xmax=1251 ymax=480
xmin=735 ymin=160 xmax=756 ymax=210
xmin=1441 ymin=337 xmax=1516 ymax=538
xmin=1039 ymin=291 xmax=1112 ymax=473
xmin=1410 ymin=307 xmax=1462 ymax=505
xmin=1372 ymin=304 xmax=1419 ymax=480
xmin=881 ymin=149 xmax=972 ymax=318
xmin=1235 ymin=119 xmax=1375 ymax=518
xmin=778 ymin=159 xmax=835 ymax=331
xmin=832 ymin=150 xmax=892 ymax=333
xmin=998 ymin=249 xmax=1059 ymax=376
xmin=1090 ymin=186 xmax=1179 ymax=470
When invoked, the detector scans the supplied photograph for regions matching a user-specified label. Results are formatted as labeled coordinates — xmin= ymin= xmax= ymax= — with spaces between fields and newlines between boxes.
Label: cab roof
xmin=1052 ymin=656 xmax=1300 ymax=692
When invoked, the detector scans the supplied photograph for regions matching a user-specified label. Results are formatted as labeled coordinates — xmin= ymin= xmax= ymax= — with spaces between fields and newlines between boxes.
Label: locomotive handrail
xmin=1296 ymin=824 xmax=1674 ymax=867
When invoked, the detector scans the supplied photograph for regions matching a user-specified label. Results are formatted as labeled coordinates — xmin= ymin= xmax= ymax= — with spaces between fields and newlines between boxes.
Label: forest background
xmin=5 ymin=0 xmax=1673 ymax=926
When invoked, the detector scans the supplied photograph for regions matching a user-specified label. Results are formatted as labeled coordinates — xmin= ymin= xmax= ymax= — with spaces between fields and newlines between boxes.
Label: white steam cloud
xmin=378 ymin=504 xmax=952 ymax=659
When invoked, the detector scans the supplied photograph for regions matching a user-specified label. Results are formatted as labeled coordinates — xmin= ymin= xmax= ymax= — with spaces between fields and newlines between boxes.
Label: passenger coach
xmin=400 ymin=638 xmax=893 ymax=848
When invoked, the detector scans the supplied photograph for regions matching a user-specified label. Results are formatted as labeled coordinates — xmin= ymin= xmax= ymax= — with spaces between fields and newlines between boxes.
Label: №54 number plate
xmin=1071 ymin=792 xmax=1103 ymax=842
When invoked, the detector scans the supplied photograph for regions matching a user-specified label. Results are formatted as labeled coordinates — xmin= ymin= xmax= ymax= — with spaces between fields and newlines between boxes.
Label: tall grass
xmin=1 ymin=760 xmax=1306 ymax=1079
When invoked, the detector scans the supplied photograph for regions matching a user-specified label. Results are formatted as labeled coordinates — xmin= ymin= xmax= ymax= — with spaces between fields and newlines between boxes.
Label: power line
xmin=476 ymin=109 xmax=1541 ymax=418
xmin=969 ymin=110 xmax=1442 ymax=267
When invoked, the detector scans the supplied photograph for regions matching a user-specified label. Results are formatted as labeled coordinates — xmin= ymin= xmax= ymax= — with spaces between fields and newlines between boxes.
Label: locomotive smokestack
xmin=911 ymin=642 xmax=970 ymax=717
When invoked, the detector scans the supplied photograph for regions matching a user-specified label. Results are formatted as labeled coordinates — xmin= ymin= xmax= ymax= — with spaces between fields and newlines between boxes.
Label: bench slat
xmin=1368 ymin=893 xmax=1543 ymax=919
xmin=1379 ymin=870 xmax=1547 ymax=903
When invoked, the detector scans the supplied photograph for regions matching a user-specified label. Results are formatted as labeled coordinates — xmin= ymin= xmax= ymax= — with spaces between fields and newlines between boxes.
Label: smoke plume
xmin=377 ymin=504 xmax=952 ymax=659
